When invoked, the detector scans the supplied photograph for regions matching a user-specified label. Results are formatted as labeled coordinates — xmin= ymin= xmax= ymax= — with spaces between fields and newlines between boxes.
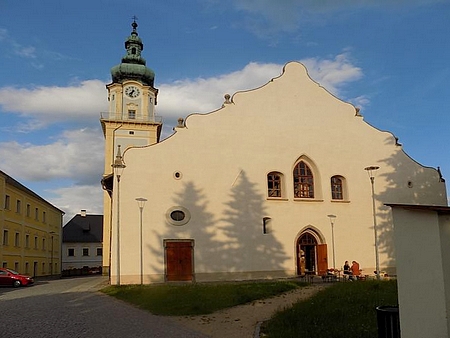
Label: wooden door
xmin=165 ymin=241 xmax=193 ymax=282
xmin=317 ymin=244 xmax=328 ymax=276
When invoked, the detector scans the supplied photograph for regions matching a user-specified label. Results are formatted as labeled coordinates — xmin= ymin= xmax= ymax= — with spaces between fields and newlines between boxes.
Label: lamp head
xmin=135 ymin=197 xmax=148 ymax=209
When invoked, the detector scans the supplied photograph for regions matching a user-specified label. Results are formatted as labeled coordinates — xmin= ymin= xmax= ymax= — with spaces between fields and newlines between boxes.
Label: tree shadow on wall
xmin=216 ymin=170 xmax=289 ymax=275
xmin=374 ymin=136 xmax=447 ymax=270
xmin=146 ymin=180 xmax=228 ymax=276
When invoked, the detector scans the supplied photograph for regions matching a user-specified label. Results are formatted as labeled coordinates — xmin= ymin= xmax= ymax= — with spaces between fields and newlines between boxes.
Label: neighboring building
xmin=102 ymin=22 xmax=448 ymax=285
xmin=0 ymin=170 xmax=64 ymax=277
xmin=62 ymin=210 xmax=103 ymax=271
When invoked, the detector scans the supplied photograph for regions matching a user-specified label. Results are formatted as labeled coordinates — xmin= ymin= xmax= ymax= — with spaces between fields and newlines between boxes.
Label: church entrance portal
xmin=296 ymin=231 xmax=328 ymax=275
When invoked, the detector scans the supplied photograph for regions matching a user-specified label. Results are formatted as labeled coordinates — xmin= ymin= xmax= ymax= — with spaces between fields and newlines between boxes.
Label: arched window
xmin=267 ymin=172 xmax=283 ymax=198
xmin=331 ymin=176 xmax=344 ymax=200
xmin=293 ymin=161 xmax=314 ymax=198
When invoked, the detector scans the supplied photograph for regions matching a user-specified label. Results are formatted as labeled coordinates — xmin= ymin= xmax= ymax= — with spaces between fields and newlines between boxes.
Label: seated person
xmin=343 ymin=261 xmax=350 ymax=276
xmin=350 ymin=261 xmax=360 ymax=280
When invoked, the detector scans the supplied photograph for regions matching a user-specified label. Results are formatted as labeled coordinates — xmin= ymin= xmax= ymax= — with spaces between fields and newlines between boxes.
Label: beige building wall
xmin=0 ymin=171 xmax=64 ymax=277
xmin=109 ymin=62 xmax=447 ymax=284
xmin=389 ymin=205 xmax=450 ymax=338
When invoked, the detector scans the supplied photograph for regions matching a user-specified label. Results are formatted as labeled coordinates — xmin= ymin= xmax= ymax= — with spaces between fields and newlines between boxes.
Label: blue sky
xmin=0 ymin=0 xmax=449 ymax=221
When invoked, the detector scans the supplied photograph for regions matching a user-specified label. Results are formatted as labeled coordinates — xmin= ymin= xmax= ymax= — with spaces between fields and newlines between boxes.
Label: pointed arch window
xmin=331 ymin=176 xmax=344 ymax=200
xmin=267 ymin=172 xmax=283 ymax=198
xmin=293 ymin=161 xmax=314 ymax=198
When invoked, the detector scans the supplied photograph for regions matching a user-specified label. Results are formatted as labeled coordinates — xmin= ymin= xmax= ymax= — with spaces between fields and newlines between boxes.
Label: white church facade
xmin=101 ymin=21 xmax=447 ymax=285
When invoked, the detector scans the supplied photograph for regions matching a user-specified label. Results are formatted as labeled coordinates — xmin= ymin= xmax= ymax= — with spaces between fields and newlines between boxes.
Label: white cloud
xmin=0 ymin=128 xmax=104 ymax=184
xmin=50 ymin=184 xmax=103 ymax=223
xmin=0 ymin=28 xmax=38 ymax=59
xmin=302 ymin=53 xmax=363 ymax=94
xmin=0 ymin=80 xmax=107 ymax=124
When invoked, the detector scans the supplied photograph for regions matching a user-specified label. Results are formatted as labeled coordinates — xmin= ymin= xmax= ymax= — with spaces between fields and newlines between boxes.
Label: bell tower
xmin=100 ymin=19 xmax=162 ymax=276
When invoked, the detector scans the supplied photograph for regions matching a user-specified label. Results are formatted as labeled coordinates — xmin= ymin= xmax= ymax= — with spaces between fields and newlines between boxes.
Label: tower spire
xmin=110 ymin=19 xmax=155 ymax=86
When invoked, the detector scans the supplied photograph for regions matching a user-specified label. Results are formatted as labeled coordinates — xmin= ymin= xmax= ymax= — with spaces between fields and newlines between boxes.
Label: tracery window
xmin=331 ymin=176 xmax=344 ymax=200
xmin=293 ymin=161 xmax=314 ymax=198
xmin=267 ymin=172 xmax=282 ymax=197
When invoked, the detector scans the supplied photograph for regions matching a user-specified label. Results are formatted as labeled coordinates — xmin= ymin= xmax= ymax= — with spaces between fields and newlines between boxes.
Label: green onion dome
xmin=110 ymin=20 xmax=155 ymax=86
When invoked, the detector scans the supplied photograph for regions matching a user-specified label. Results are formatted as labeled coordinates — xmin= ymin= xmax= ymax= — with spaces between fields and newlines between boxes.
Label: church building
xmin=101 ymin=21 xmax=447 ymax=285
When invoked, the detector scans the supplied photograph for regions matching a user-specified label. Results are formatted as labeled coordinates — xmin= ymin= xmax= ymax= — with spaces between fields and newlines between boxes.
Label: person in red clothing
xmin=350 ymin=260 xmax=360 ymax=280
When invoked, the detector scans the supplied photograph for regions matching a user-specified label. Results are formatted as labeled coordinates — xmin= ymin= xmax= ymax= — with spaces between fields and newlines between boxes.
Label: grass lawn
xmin=101 ymin=279 xmax=398 ymax=337
xmin=261 ymin=280 xmax=398 ymax=338
xmin=101 ymin=280 xmax=308 ymax=316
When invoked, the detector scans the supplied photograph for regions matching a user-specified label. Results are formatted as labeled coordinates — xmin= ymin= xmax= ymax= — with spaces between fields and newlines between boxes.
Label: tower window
xmin=128 ymin=110 xmax=136 ymax=119
xmin=131 ymin=47 xmax=136 ymax=55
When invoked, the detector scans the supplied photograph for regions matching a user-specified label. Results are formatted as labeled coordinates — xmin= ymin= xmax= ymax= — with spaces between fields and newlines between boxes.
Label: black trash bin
xmin=376 ymin=306 xmax=400 ymax=338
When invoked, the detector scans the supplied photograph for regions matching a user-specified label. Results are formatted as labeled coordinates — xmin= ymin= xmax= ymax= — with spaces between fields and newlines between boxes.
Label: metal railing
xmin=100 ymin=112 xmax=162 ymax=123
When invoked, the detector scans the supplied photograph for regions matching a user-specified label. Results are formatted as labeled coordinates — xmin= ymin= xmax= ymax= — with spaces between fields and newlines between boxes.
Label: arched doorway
xmin=296 ymin=230 xmax=328 ymax=276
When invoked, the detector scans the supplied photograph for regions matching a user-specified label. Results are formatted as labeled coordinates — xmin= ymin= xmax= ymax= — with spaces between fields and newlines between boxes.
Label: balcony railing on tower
xmin=100 ymin=111 xmax=162 ymax=123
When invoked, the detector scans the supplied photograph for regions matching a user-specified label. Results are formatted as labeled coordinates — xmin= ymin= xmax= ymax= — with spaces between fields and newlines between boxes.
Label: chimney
xmin=81 ymin=209 xmax=87 ymax=217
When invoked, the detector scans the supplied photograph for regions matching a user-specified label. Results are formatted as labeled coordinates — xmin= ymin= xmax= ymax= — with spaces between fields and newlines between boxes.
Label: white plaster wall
xmin=391 ymin=208 xmax=449 ymax=338
xmin=62 ymin=243 xmax=102 ymax=270
xmin=110 ymin=62 xmax=447 ymax=283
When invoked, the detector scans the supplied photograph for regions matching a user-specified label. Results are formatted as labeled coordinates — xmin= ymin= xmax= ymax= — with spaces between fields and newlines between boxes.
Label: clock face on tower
xmin=125 ymin=85 xmax=140 ymax=98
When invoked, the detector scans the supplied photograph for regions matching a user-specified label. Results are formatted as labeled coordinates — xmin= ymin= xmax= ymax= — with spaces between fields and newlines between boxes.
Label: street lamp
xmin=327 ymin=215 xmax=337 ymax=270
xmin=365 ymin=165 xmax=380 ymax=280
xmin=136 ymin=197 xmax=147 ymax=285
xmin=112 ymin=145 xmax=126 ymax=285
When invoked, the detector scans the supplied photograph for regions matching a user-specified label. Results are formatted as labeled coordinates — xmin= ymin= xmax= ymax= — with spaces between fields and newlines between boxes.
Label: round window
xmin=166 ymin=206 xmax=191 ymax=226
xmin=170 ymin=210 xmax=185 ymax=222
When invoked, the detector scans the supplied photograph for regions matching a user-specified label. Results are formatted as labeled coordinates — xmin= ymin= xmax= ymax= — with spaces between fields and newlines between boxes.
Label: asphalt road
xmin=0 ymin=276 xmax=208 ymax=338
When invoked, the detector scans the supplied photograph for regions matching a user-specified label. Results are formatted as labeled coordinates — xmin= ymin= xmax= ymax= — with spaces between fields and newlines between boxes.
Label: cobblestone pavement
xmin=0 ymin=276 xmax=208 ymax=338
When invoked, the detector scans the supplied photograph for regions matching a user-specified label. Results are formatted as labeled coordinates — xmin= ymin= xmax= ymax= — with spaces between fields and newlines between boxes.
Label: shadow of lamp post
xmin=112 ymin=145 xmax=126 ymax=285
xmin=365 ymin=165 xmax=380 ymax=280
xmin=135 ymin=197 xmax=147 ymax=285
xmin=327 ymin=214 xmax=337 ymax=270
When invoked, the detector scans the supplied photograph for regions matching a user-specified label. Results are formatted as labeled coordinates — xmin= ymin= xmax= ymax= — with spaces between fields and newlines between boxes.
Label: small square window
xmin=82 ymin=248 xmax=89 ymax=256
xmin=96 ymin=248 xmax=103 ymax=256
xmin=68 ymin=248 xmax=75 ymax=257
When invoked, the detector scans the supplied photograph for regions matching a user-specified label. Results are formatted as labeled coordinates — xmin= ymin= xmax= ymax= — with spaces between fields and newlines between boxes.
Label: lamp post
xmin=327 ymin=215 xmax=337 ymax=270
xmin=112 ymin=145 xmax=126 ymax=285
xmin=135 ymin=197 xmax=147 ymax=285
xmin=365 ymin=165 xmax=380 ymax=280
xmin=50 ymin=231 xmax=55 ymax=276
